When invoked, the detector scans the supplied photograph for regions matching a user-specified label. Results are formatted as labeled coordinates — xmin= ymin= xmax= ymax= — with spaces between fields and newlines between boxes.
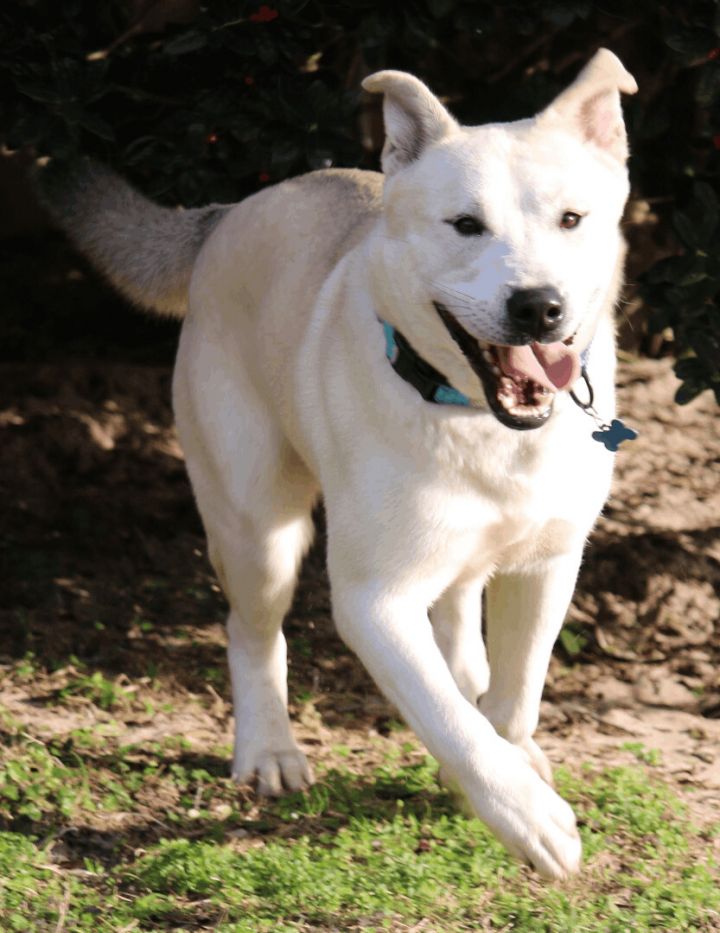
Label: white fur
xmin=172 ymin=51 xmax=635 ymax=880
xmin=58 ymin=50 xmax=638 ymax=879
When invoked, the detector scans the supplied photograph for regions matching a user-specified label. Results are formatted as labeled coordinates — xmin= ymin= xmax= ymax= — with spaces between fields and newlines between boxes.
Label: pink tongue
xmin=496 ymin=342 xmax=580 ymax=391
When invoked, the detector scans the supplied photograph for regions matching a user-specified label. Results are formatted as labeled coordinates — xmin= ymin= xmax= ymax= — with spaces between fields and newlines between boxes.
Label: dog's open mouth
xmin=434 ymin=303 xmax=581 ymax=431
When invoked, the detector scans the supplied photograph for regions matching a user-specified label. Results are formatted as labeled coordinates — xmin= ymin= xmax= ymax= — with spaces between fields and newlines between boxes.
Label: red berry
xmin=259 ymin=172 xmax=271 ymax=183
xmin=249 ymin=5 xmax=279 ymax=23
xmin=708 ymin=47 xmax=720 ymax=60
xmin=207 ymin=133 xmax=219 ymax=144
xmin=713 ymin=134 xmax=720 ymax=149
xmin=244 ymin=75 xmax=255 ymax=86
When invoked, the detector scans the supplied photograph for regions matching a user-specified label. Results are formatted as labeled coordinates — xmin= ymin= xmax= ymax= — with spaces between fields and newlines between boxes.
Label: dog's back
xmin=39 ymin=161 xmax=383 ymax=323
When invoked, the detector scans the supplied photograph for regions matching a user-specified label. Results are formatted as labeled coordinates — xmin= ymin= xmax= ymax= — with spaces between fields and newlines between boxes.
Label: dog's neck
xmin=382 ymin=321 xmax=472 ymax=406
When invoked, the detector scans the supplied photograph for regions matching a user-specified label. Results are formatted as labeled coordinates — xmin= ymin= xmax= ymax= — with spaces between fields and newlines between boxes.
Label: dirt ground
xmin=1 ymin=236 xmax=719 ymax=856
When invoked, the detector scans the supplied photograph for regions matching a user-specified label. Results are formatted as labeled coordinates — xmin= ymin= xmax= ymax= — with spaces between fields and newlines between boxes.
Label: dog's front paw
xmin=491 ymin=766 xmax=581 ymax=880
xmin=232 ymin=746 xmax=314 ymax=796
xmin=448 ymin=743 xmax=581 ymax=880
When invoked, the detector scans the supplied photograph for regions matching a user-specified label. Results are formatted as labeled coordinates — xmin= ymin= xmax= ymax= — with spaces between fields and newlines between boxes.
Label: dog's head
xmin=364 ymin=50 xmax=637 ymax=429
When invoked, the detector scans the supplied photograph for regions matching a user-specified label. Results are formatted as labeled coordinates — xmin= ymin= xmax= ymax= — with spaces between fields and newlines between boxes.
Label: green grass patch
xmin=0 ymin=733 xmax=92 ymax=824
xmin=57 ymin=670 xmax=134 ymax=711
xmin=0 ymin=831 xmax=118 ymax=932
xmin=119 ymin=762 xmax=719 ymax=931
xmin=0 ymin=736 xmax=718 ymax=931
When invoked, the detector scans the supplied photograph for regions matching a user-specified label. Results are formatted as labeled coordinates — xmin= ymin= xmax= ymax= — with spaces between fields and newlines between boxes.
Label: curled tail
xmin=37 ymin=159 xmax=230 ymax=317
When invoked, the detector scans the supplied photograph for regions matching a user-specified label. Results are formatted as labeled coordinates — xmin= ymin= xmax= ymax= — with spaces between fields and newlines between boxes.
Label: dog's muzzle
xmin=434 ymin=301 xmax=581 ymax=431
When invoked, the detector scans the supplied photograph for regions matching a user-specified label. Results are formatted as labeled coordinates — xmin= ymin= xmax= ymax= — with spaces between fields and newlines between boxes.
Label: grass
xmin=1 ymin=709 xmax=718 ymax=932
xmin=1 ymin=655 xmax=718 ymax=931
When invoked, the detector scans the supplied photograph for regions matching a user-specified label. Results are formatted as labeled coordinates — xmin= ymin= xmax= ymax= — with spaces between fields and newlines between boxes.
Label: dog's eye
xmin=560 ymin=211 xmax=582 ymax=230
xmin=448 ymin=215 xmax=486 ymax=237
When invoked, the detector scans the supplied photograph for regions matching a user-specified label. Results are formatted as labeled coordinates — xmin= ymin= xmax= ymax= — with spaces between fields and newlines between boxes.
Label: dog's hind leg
xmin=431 ymin=580 xmax=489 ymax=705
xmin=174 ymin=330 xmax=318 ymax=795
xmin=479 ymin=552 xmax=584 ymax=786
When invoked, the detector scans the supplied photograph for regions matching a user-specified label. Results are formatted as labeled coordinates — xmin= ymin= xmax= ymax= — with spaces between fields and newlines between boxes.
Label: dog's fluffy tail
xmin=37 ymin=159 xmax=230 ymax=317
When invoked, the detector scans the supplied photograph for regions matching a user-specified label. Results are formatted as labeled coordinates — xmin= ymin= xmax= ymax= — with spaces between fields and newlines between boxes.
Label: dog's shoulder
xmin=292 ymin=167 xmax=384 ymax=203
xmin=275 ymin=169 xmax=385 ymax=247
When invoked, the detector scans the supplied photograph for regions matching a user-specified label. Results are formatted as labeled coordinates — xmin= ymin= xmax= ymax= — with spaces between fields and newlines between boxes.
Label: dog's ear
xmin=537 ymin=49 xmax=637 ymax=163
xmin=362 ymin=71 xmax=458 ymax=176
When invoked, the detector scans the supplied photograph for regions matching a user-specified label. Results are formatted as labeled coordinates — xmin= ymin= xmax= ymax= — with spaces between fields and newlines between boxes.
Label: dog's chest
xmin=426 ymin=432 xmax=608 ymax=576
xmin=435 ymin=487 xmax=577 ymax=578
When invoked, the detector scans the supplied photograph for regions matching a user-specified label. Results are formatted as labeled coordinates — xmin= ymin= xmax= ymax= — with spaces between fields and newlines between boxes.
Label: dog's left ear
xmin=537 ymin=49 xmax=637 ymax=163
xmin=362 ymin=71 xmax=458 ymax=176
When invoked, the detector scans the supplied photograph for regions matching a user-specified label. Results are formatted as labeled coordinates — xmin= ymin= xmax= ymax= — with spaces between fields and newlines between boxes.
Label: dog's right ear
xmin=362 ymin=71 xmax=458 ymax=176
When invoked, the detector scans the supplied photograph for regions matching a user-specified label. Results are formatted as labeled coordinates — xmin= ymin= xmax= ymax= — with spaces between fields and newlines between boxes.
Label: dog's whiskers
xmin=433 ymin=281 xmax=480 ymax=306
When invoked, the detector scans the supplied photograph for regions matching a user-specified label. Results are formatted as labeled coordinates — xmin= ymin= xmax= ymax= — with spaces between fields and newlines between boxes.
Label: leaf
xmin=425 ymin=0 xmax=456 ymax=19
xmin=559 ymin=626 xmax=587 ymax=658
xmin=646 ymin=305 xmax=674 ymax=335
xmin=674 ymin=355 xmax=706 ymax=380
xmin=674 ymin=380 xmax=706 ymax=405
xmin=79 ymin=111 xmax=115 ymax=141
xmin=665 ymin=29 xmax=716 ymax=58
xmin=673 ymin=211 xmax=699 ymax=249
xmin=270 ymin=140 xmax=300 ymax=166
xmin=19 ymin=802 xmax=43 ymax=821
xmin=543 ymin=1 xmax=591 ymax=27
xmin=692 ymin=182 xmax=719 ymax=243
xmin=163 ymin=30 xmax=208 ymax=56
xmin=644 ymin=253 xmax=696 ymax=286
xmin=695 ymin=63 xmax=720 ymax=107
xmin=681 ymin=279 xmax=719 ymax=307
xmin=15 ymin=80 xmax=60 ymax=104
xmin=690 ymin=332 xmax=720 ymax=371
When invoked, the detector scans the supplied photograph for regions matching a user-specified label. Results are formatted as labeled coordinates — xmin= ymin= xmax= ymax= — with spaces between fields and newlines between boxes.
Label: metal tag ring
xmin=569 ymin=366 xmax=595 ymax=412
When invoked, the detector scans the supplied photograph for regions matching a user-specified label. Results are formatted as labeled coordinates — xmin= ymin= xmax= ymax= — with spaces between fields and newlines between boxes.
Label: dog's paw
xmin=449 ymin=742 xmax=581 ymax=880
xmin=232 ymin=747 xmax=314 ymax=796
xmin=511 ymin=778 xmax=581 ymax=880
xmin=489 ymin=766 xmax=581 ymax=880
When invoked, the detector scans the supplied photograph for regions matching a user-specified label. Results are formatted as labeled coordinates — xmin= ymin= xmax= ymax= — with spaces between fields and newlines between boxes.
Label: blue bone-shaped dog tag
xmin=591 ymin=419 xmax=638 ymax=451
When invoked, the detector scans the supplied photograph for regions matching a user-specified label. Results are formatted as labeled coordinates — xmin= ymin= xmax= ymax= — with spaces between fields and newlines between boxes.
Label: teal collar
xmin=382 ymin=321 xmax=471 ymax=407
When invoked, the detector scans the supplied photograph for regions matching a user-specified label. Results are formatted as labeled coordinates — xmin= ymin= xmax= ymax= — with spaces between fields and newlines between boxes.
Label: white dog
xmin=42 ymin=49 xmax=637 ymax=878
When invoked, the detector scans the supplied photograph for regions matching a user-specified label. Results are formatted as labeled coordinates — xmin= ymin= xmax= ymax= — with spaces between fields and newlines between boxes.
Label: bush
xmin=1 ymin=0 xmax=718 ymax=402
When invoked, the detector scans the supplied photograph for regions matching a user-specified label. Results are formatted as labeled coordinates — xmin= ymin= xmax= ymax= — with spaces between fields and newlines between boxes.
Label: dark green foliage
xmin=1 ymin=0 xmax=719 ymax=401
xmin=641 ymin=179 xmax=720 ymax=404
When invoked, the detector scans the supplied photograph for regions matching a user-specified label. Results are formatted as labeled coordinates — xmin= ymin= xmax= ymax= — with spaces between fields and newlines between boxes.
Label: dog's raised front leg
xmin=480 ymin=551 xmax=584 ymax=785
xmin=431 ymin=580 xmax=489 ymax=705
xmin=330 ymin=575 xmax=581 ymax=879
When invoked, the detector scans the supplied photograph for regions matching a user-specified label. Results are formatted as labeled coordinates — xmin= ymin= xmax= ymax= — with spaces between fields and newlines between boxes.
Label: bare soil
xmin=1 ymin=236 xmax=719 ymax=858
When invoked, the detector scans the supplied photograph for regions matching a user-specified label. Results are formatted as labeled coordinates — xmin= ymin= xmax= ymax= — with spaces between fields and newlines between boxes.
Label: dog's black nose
xmin=507 ymin=287 xmax=564 ymax=341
